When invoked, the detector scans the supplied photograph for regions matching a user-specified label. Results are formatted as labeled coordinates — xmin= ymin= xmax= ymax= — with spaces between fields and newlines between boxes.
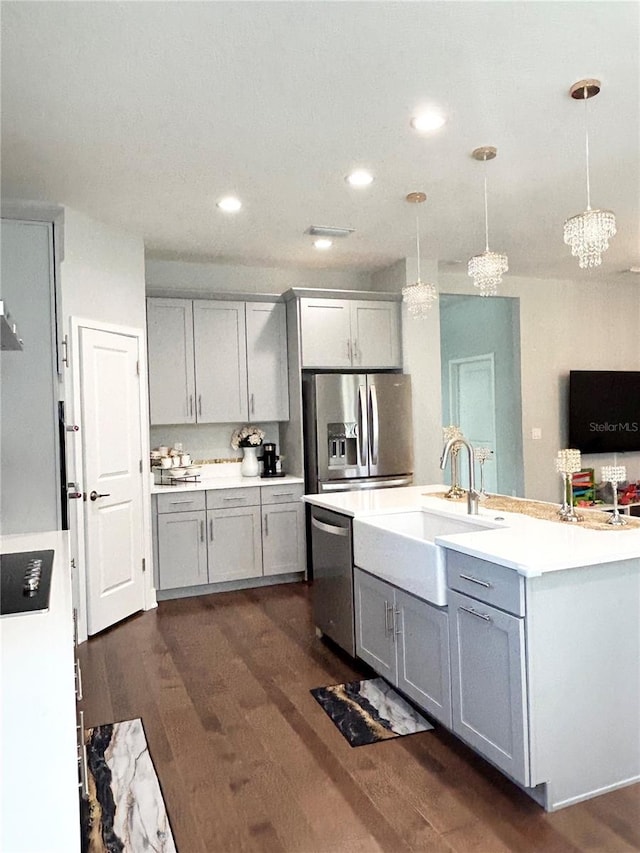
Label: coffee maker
xmin=260 ymin=442 xmax=283 ymax=478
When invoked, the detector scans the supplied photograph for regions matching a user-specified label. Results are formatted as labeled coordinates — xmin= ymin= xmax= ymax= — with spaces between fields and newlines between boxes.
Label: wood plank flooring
xmin=78 ymin=582 xmax=640 ymax=852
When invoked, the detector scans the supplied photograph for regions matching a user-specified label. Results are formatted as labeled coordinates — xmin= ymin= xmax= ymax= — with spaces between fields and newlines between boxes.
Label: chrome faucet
xmin=440 ymin=437 xmax=480 ymax=515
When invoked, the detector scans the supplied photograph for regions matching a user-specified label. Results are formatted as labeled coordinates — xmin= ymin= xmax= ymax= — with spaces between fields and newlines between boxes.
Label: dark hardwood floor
xmin=78 ymin=582 xmax=640 ymax=852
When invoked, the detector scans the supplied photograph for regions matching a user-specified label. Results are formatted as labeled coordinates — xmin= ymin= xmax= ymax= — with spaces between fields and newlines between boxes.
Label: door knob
xmin=89 ymin=490 xmax=110 ymax=501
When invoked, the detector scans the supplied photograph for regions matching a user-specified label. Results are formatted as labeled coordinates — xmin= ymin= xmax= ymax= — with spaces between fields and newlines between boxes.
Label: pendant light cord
xmin=415 ymin=213 xmax=421 ymax=281
xmin=583 ymin=90 xmax=592 ymax=211
xmin=483 ymin=161 xmax=490 ymax=252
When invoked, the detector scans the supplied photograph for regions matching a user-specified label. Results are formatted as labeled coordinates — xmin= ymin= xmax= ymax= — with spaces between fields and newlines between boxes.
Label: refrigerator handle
xmin=369 ymin=384 xmax=379 ymax=465
xmin=357 ymin=384 xmax=368 ymax=468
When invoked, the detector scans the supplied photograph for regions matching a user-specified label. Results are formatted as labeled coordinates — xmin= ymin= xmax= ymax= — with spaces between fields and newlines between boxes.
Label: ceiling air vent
xmin=306 ymin=225 xmax=355 ymax=238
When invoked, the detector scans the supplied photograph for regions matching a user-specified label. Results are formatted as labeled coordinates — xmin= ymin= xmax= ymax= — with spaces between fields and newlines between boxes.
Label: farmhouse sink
xmin=352 ymin=509 xmax=501 ymax=606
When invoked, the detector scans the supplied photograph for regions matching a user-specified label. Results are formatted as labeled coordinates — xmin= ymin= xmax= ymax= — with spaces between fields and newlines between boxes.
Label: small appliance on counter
xmin=260 ymin=442 xmax=285 ymax=478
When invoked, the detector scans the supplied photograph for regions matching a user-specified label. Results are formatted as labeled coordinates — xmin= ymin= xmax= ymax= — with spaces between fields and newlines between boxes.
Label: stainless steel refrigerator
xmin=302 ymin=373 xmax=413 ymax=493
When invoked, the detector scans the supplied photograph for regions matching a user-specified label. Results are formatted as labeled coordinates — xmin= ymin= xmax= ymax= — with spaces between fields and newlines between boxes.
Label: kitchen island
xmin=0 ymin=531 xmax=81 ymax=853
xmin=303 ymin=486 xmax=640 ymax=812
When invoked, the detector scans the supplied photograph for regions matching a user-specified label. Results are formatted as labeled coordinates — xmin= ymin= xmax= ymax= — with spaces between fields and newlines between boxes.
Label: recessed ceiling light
xmin=410 ymin=110 xmax=446 ymax=133
xmin=345 ymin=170 xmax=374 ymax=187
xmin=629 ymin=266 xmax=640 ymax=273
xmin=314 ymin=238 xmax=333 ymax=250
xmin=217 ymin=196 xmax=242 ymax=212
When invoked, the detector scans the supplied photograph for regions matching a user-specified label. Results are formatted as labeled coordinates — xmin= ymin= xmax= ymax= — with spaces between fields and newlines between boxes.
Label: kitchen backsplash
xmin=149 ymin=422 xmax=281 ymax=464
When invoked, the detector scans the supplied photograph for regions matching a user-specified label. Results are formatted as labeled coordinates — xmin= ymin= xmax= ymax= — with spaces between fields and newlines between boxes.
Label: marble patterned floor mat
xmin=310 ymin=677 xmax=433 ymax=747
xmin=81 ymin=717 xmax=177 ymax=852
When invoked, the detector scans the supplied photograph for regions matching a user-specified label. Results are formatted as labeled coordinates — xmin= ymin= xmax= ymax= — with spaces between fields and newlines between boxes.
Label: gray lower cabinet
xmin=156 ymin=510 xmax=208 ymax=589
xmin=262 ymin=502 xmax=305 ymax=576
xmin=448 ymin=588 xmax=529 ymax=785
xmin=354 ymin=568 xmax=451 ymax=726
xmin=207 ymin=505 xmax=263 ymax=582
xmin=154 ymin=484 xmax=305 ymax=591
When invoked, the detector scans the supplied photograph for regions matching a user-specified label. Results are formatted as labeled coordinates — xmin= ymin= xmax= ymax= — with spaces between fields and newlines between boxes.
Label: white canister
xmin=180 ymin=454 xmax=191 ymax=467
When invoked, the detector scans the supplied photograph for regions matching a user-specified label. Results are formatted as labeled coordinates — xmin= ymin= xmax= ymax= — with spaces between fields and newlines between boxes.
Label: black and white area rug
xmin=81 ymin=718 xmax=177 ymax=852
xmin=310 ymin=677 xmax=433 ymax=747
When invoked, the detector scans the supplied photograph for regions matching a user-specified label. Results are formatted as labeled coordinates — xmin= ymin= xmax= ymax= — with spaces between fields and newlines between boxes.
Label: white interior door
xmin=449 ymin=354 xmax=497 ymax=493
xmin=79 ymin=327 xmax=145 ymax=635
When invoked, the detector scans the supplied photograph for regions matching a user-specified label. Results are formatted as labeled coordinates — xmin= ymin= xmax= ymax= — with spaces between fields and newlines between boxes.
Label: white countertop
xmin=303 ymin=486 xmax=640 ymax=576
xmin=150 ymin=467 xmax=303 ymax=495
xmin=1 ymin=530 xmax=80 ymax=853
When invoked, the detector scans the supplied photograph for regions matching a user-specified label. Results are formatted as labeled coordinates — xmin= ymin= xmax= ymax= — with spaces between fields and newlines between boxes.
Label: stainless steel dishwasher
xmin=310 ymin=505 xmax=355 ymax=656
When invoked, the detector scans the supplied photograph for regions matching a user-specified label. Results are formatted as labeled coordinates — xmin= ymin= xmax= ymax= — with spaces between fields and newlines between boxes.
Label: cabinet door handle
xmin=393 ymin=607 xmax=402 ymax=636
xmin=459 ymin=573 xmax=492 ymax=589
xmin=384 ymin=600 xmax=393 ymax=636
xmin=354 ymin=339 xmax=360 ymax=363
xmin=264 ymin=514 xmax=269 ymax=536
xmin=250 ymin=392 xmax=255 ymax=414
xmin=198 ymin=394 xmax=202 ymax=416
xmin=460 ymin=605 xmax=492 ymax=623
xmin=347 ymin=339 xmax=352 ymax=362
xmin=200 ymin=520 xmax=204 ymax=543
xmin=209 ymin=518 xmax=214 ymax=541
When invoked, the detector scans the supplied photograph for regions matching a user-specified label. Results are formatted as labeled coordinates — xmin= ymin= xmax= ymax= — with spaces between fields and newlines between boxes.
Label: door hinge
xmin=142 ymin=557 xmax=146 ymax=573
xmin=136 ymin=360 xmax=140 ymax=376
xmin=61 ymin=335 xmax=70 ymax=368
xmin=139 ymin=459 xmax=143 ymax=474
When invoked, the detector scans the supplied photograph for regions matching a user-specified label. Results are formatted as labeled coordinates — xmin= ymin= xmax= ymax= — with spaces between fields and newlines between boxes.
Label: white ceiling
xmin=2 ymin=1 xmax=639 ymax=283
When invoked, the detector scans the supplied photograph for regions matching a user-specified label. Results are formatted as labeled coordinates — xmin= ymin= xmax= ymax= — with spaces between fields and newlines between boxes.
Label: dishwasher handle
xmin=311 ymin=516 xmax=349 ymax=537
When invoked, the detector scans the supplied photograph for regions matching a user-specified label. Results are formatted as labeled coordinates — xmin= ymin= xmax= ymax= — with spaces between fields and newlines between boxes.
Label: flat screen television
xmin=569 ymin=371 xmax=640 ymax=453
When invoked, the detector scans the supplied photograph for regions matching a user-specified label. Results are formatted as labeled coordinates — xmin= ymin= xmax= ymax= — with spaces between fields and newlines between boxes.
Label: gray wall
xmin=1 ymin=219 xmax=60 ymax=534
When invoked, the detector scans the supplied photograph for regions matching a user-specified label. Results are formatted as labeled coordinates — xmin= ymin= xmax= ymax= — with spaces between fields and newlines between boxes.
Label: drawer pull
xmin=77 ymin=709 xmax=89 ymax=797
xmin=273 ymin=492 xmax=294 ymax=498
xmin=459 ymin=573 xmax=492 ymax=589
xmin=223 ymin=497 xmax=245 ymax=502
xmin=460 ymin=605 xmax=492 ymax=623
xmin=170 ymin=499 xmax=196 ymax=505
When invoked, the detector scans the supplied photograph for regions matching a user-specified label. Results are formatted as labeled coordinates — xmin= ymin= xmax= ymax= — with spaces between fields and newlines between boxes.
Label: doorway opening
xmin=440 ymin=294 xmax=524 ymax=497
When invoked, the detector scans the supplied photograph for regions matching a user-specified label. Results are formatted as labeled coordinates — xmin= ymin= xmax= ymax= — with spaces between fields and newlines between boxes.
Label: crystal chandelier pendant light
xmin=467 ymin=147 xmax=508 ymax=296
xmin=563 ymin=79 xmax=616 ymax=269
xmin=402 ymin=192 xmax=437 ymax=318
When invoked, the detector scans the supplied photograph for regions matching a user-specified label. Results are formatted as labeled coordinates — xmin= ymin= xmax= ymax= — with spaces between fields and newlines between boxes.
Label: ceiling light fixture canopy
xmin=467 ymin=146 xmax=508 ymax=297
xmin=563 ymin=79 xmax=616 ymax=269
xmin=401 ymin=192 xmax=438 ymax=318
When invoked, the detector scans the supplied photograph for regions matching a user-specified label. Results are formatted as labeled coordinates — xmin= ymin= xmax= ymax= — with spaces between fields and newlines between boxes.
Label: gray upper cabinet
xmin=193 ymin=301 xmax=247 ymax=423
xmin=246 ymin=302 xmax=289 ymax=421
xmin=147 ymin=298 xmax=196 ymax=425
xmin=147 ymin=298 xmax=289 ymax=425
xmin=299 ymin=297 xmax=401 ymax=369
